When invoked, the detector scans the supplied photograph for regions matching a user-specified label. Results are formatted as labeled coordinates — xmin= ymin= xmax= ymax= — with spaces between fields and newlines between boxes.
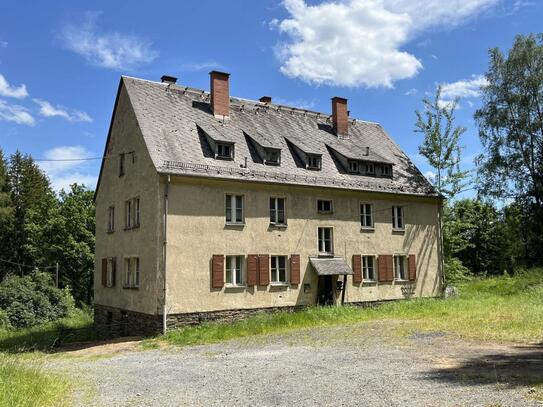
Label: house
xmin=94 ymin=72 xmax=444 ymax=335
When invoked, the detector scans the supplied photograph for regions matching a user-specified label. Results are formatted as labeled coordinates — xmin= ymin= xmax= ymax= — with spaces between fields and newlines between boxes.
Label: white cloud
xmin=0 ymin=100 xmax=34 ymax=125
xmin=39 ymin=146 xmax=97 ymax=191
xmin=273 ymin=0 xmax=498 ymax=87
xmin=424 ymin=170 xmax=436 ymax=182
xmin=0 ymin=74 xmax=28 ymax=99
xmin=439 ymin=74 xmax=488 ymax=108
xmin=404 ymin=88 xmax=417 ymax=96
xmin=180 ymin=61 xmax=223 ymax=72
xmin=0 ymin=40 xmax=7 ymax=48
xmin=33 ymin=98 xmax=92 ymax=122
xmin=274 ymin=97 xmax=316 ymax=110
xmin=59 ymin=12 xmax=158 ymax=71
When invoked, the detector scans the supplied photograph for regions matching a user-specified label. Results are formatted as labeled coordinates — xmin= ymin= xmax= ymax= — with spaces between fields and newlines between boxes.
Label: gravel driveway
xmin=48 ymin=321 xmax=543 ymax=407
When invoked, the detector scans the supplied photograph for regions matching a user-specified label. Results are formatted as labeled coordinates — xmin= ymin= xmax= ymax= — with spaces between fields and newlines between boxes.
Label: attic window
xmin=381 ymin=165 xmax=392 ymax=177
xmin=265 ymin=150 xmax=281 ymax=166
xmin=366 ymin=163 xmax=375 ymax=175
xmin=307 ymin=155 xmax=321 ymax=170
xmin=348 ymin=160 xmax=359 ymax=174
xmin=216 ymin=143 xmax=233 ymax=160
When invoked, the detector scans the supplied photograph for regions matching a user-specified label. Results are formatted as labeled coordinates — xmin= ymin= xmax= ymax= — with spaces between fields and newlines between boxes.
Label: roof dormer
xmin=244 ymin=129 xmax=282 ymax=166
xmin=285 ymin=137 xmax=322 ymax=171
xmin=197 ymin=123 xmax=236 ymax=160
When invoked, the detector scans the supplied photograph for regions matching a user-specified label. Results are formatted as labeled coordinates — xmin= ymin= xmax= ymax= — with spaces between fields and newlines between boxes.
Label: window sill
xmin=269 ymin=223 xmax=288 ymax=229
xmin=122 ymin=286 xmax=139 ymax=290
xmin=270 ymin=282 xmax=289 ymax=287
xmin=225 ymin=284 xmax=246 ymax=289
xmin=362 ymin=280 xmax=377 ymax=285
xmin=124 ymin=225 xmax=140 ymax=231
xmin=394 ymin=279 xmax=410 ymax=284
xmin=317 ymin=211 xmax=333 ymax=215
xmin=392 ymin=228 xmax=405 ymax=234
xmin=225 ymin=222 xmax=245 ymax=228
xmin=106 ymin=230 xmax=114 ymax=234
xmin=360 ymin=226 xmax=375 ymax=232
xmin=318 ymin=253 xmax=334 ymax=258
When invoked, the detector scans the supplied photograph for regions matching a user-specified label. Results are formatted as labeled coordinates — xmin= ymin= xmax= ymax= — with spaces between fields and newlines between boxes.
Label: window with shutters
xmin=119 ymin=153 xmax=125 ymax=177
xmin=317 ymin=199 xmax=333 ymax=214
xmin=106 ymin=258 xmax=115 ymax=287
xmin=318 ymin=227 xmax=333 ymax=255
xmin=360 ymin=203 xmax=374 ymax=229
xmin=270 ymin=255 xmax=287 ymax=284
xmin=392 ymin=206 xmax=404 ymax=230
xmin=225 ymin=194 xmax=244 ymax=224
xmin=107 ymin=206 xmax=115 ymax=233
xmin=123 ymin=257 xmax=140 ymax=288
xmin=362 ymin=256 xmax=376 ymax=281
xmin=124 ymin=198 xmax=140 ymax=229
xmin=225 ymin=255 xmax=244 ymax=286
xmin=394 ymin=255 xmax=408 ymax=281
xmin=270 ymin=197 xmax=286 ymax=226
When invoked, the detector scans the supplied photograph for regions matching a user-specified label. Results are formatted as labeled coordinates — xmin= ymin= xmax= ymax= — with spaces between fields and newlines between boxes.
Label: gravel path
xmin=48 ymin=321 xmax=543 ymax=407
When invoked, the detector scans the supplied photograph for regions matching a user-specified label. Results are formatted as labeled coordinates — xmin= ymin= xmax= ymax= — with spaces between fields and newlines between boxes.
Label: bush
xmin=445 ymin=257 xmax=472 ymax=284
xmin=0 ymin=272 xmax=75 ymax=328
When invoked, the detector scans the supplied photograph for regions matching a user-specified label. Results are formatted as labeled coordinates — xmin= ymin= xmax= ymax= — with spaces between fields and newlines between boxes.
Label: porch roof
xmin=309 ymin=257 xmax=354 ymax=276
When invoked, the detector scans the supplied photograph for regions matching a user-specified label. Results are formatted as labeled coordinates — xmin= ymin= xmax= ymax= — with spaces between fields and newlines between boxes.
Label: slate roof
xmin=310 ymin=257 xmax=354 ymax=276
xmin=121 ymin=76 xmax=438 ymax=198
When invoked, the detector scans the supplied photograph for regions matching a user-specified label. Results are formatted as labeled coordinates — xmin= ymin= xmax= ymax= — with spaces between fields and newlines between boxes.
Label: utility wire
xmin=0 ymin=257 xmax=56 ymax=270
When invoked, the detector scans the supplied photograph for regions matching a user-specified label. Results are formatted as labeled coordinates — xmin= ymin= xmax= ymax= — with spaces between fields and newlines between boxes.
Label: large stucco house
xmin=94 ymin=72 xmax=444 ymax=335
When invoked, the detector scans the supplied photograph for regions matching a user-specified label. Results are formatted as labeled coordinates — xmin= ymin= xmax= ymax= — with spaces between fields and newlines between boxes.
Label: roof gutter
xmin=162 ymin=174 xmax=170 ymax=334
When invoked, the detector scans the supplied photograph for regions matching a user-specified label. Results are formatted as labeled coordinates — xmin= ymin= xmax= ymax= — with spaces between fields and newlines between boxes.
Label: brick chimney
xmin=210 ymin=71 xmax=230 ymax=118
xmin=259 ymin=96 xmax=272 ymax=104
xmin=331 ymin=97 xmax=348 ymax=137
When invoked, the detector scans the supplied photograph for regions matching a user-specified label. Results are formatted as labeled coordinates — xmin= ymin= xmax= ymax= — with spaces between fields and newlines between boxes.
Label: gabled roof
xmin=116 ymin=76 xmax=438 ymax=198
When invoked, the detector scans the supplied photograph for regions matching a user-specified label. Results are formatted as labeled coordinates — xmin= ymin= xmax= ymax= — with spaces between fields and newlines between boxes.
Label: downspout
xmin=162 ymin=175 xmax=170 ymax=335
xmin=438 ymin=199 xmax=447 ymax=293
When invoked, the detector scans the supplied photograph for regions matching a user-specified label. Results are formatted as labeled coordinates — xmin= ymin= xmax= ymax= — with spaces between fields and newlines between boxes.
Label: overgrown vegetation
xmin=0 ymin=355 xmax=70 ymax=407
xmin=158 ymin=269 xmax=543 ymax=347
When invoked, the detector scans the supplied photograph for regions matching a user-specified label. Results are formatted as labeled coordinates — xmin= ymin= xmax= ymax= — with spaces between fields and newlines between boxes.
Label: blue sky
xmin=0 ymin=0 xmax=541 ymax=193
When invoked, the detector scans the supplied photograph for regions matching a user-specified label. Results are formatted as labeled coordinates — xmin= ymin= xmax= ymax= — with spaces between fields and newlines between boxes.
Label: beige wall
xmin=94 ymin=85 xmax=162 ymax=315
xmin=165 ymin=176 xmax=443 ymax=314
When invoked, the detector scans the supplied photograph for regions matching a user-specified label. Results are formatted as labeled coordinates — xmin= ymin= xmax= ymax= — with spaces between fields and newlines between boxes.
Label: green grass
xmin=0 ymin=309 xmax=96 ymax=353
xmin=160 ymin=269 xmax=543 ymax=347
xmin=0 ymin=354 xmax=70 ymax=407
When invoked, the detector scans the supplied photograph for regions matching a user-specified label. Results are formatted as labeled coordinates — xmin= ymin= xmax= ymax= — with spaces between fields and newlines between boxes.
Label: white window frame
xmin=107 ymin=206 xmax=115 ymax=232
xmin=362 ymin=255 xmax=376 ymax=281
xmin=392 ymin=206 xmax=404 ymax=231
xmin=394 ymin=255 xmax=408 ymax=281
xmin=317 ymin=199 xmax=333 ymax=214
xmin=307 ymin=155 xmax=321 ymax=170
xmin=265 ymin=149 xmax=281 ymax=165
xmin=348 ymin=160 xmax=359 ymax=173
xmin=225 ymin=194 xmax=244 ymax=225
xmin=225 ymin=255 xmax=245 ymax=287
xmin=318 ymin=227 xmax=334 ymax=256
xmin=270 ymin=197 xmax=287 ymax=226
xmin=125 ymin=198 xmax=140 ymax=229
xmin=381 ymin=165 xmax=391 ymax=177
xmin=106 ymin=258 xmax=115 ymax=287
xmin=270 ymin=255 xmax=288 ymax=285
xmin=216 ymin=143 xmax=233 ymax=160
xmin=366 ymin=163 xmax=375 ymax=175
xmin=123 ymin=257 xmax=140 ymax=288
xmin=360 ymin=203 xmax=374 ymax=229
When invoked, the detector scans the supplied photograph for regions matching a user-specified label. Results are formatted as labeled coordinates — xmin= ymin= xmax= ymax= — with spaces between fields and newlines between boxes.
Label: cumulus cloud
xmin=0 ymin=74 xmax=28 ymax=99
xmin=439 ymin=74 xmax=488 ymax=108
xmin=39 ymin=146 xmax=97 ymax=191
xmin=33 ymin=98 xmax=92 ymax=122
xmin=0 ymin=100 xmax=34 ymax=125
xmin=59 ymin=12 xmax=158 ymax=71
xmin=273 ymin=0 xmax=499 ymax=87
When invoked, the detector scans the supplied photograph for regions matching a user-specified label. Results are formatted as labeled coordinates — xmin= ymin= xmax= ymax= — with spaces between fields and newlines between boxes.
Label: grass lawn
xmin=158 ymin=269 xmax=543 ymax=347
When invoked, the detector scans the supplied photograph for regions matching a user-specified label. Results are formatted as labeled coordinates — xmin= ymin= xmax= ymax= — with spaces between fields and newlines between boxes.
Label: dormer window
xmin=348 ymin=160 xmax=359 ymax=174
xmin=366 ymin=163 xmax=375 ymax=175
xmin=381 ymin=165 xmax=392 ymax=177
xmin=216 ymin=143 xmax=233 ymax=160
xmin=307 ymin=155 xmax=321 ymax=170
xmin=265 ymin=149 xmax=281 ymax=166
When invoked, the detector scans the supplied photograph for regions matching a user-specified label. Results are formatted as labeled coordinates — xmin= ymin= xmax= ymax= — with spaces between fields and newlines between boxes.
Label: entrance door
xmin=317 ymin=275 xmax=334 ymax=305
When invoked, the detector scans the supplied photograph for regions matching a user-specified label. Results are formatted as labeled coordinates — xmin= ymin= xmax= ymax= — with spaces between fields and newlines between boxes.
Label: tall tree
xmin=0 ymin=149 xmax=14 ymax=278
xmin=415 ymin=86 xmax=470 ymax=199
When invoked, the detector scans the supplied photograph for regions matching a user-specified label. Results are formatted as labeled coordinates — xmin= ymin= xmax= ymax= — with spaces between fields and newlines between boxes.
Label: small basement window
xmin=348 ymin=160 xmax=359 ymax=173
xmin=307 ymin=155 xmax=321 ymax=170
xmin=265 ymin=149 xmax=281 ymax=165
xmin=317 ymin=199 xmax=333 ymax=214
xmin=216 ymin=143 xmax=233 ymax=159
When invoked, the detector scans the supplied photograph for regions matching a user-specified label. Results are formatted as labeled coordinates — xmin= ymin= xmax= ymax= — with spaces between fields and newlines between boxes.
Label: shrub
xmin=0 ymin=272 xmax=75 ymax=328
xmin=445 ymin=257 xmax=472 ymax=284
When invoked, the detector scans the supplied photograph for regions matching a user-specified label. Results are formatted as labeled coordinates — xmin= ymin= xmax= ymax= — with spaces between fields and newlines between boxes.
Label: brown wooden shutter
xmin=352 ymin=255 xmax=362 ymax=284
xmin=101 ymin=258 xmax=107 ymax=286
xmin=408 ymin=254 xmax=417 ymax=281
xmin=290 ymin=254 xmax=300 ymax=284
xmin=378 ymin=256 xmax=387 ymax=282
xmin=258 ymin=254 xmax=270 ymax=286
xmin=211 ymin=255 xmax=225 ymax=288
xmin=385 ymin=255 xmax=394 ymax=282
xmin=247 ymin=255 xmax=258 ymax=286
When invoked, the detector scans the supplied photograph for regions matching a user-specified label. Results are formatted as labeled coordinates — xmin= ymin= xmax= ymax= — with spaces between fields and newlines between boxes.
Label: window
xmin=348 ymin=160 xmax=359 ymax=173
xmin=394 ymin=255 xmax=407 ymax=280
xmin=125 ymin=198 xmax=140 ymax=229
xmin=360 ymin=203 xmax=374 ymax=229
xmin=307 ymin=155 xmax=321 ymax=170
xmin=362 ymin=256 xmax=376 ymax=281
xmin=225 ymin=194 xmax=244 ymax=224
xmin=392 ymin=206 xmax=404 ymax=230
xmin=265 ymin=150 xmax=280 ymax=165
xmin=107 ymin=206 xmax=115 ymax=232
xmin=106 ymin=258 xmax=115 ymax=287
xmin=317 ymin=199 xmax=333 ymax=214
xmin=226 ymin=255 xmax=244 ymax=286
xmin=381 ymin=165 xmax=391 ymax=176
xmin=119 ymin=153 xmax=125 ymax=177
xmin=270 ymin=197 xmax=286 ymax=225
xmin=271 ymin=256 xmax=287 ymax=284
xmin=318 ymin=227 xmax=333 ymax=255
xmin=123 ymin=257 xmax=140 ymax=288
xmin=216 ymin=143 xmax=233 ymax=159
xmin=366 ymin=163 xmax=375 ymax=175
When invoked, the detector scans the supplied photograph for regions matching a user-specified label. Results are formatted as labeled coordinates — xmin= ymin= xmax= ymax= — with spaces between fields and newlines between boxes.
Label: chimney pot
xmin=331 ymin=97 xmax=349 ymax=137
xmin=210 ymin=70 xmax=230 ymax=118
xmin=161 ymin=75 xmax=177 ymax=84
xmin=259 ymin=96 xmax=272 ymax=104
